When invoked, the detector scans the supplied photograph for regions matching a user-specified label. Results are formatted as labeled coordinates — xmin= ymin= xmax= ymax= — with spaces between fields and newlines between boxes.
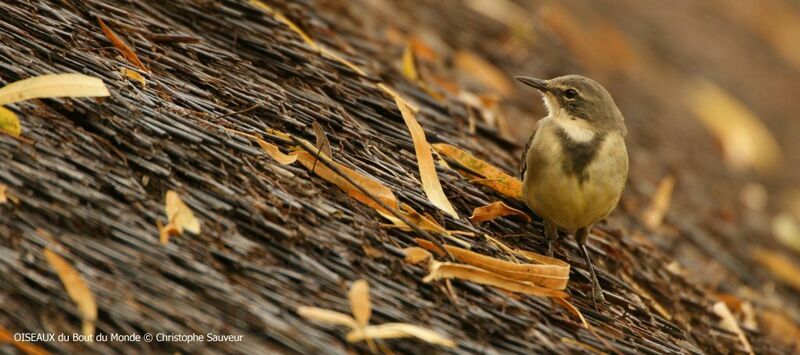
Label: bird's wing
xmin=519 ymin=127 xmax=537 ymax=180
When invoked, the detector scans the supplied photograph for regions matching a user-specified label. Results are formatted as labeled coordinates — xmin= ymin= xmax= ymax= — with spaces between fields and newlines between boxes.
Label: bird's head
xmin=515 ymin=74 xmax=626 ymax=134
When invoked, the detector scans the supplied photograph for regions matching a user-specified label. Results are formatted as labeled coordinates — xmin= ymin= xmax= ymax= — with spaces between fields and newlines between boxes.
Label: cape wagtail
xmin=516 ymin=74 xmax=628 ymax=304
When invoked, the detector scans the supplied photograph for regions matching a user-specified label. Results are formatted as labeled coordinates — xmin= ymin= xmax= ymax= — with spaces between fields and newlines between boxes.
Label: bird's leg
xmin=576 ymin=226 xmax=605 ymax=308
xmin=544 ymin=220 xmax=560 ymax=257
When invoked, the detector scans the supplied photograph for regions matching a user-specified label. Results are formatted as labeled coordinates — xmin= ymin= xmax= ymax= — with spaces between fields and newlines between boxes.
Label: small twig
xmin=290 ymin=135 xmax=460 ymax=261
xmin=214 ymin=102 xmax=261 ymax=119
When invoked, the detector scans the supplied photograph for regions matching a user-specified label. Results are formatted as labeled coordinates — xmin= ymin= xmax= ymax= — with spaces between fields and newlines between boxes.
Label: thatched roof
xmin=2 ymin=0 xmax=799 ymax=354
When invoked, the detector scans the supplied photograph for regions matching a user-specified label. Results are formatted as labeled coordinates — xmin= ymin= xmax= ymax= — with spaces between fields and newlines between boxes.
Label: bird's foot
xmin=590 ymin=282 xmax=606 ymax=310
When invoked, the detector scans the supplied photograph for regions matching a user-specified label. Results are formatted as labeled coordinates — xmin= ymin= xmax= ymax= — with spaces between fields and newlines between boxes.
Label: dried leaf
xmin=409 ymin=36 xmax=437 ymax=62
xmin=296 ymin=150 xmax=400 ymax=214
xmin=258 ymin=139 xmax=299 ymax=165
xmin=686 ymin=80 xmax=782 ymax=174
xmin=386 ymin=205 xmax=471 ymax=249
xmin=0 ymin=326 xmax=50 ymax=355
xmin=432 ymin=143 xmax=522 ymax=199
xmin=297 ymin=306 xmax=358 ymax=329
xmin=98 ymin=18 xmax=149 ymax=72
xmin=0 ymin=184 xmax=6 ymax=204
xmin=248 ymin=0 xmax=319 ymax=51
xmin=641 ymin=175 xmax=676 ymax=229
xmin=713 ymin=301 xmax=754 ymax=355
xmin=403 ymin=247 xmax=433 ymax=264
xmin=349 ymin=280 xmax=371 ymax=328
xmin=346 ymin=323 xmax=456 ymax=348
xmin=0 ymin=106 xmax=20 ymax=137
xmin=0 ymin=74 xmax=110 ymax=106
xmin=165 ymin=190 xmax=201 ymax=235
xmin=393 ymin=95 xmax=458 ymax=219
xmin=319 ymin=47 xmax=368 ymax=76
xmin=453 ymin=51 xmax=513 ymax=96
xmin=312 ymin=121 xmax=332 ymax=159
xmin=751 ymin=248 xmax=800 ymax=291
xmin=157 ymin=220 xmax=182 ymax=245
xmin=119 ymin=67 xmax=147 ymax=87
xmin=469 ymin=201 xmax=531 ymax=223
xmin=257 ymin=136 xmax=465 ymax=246
xmin=43 ymin=249 xmax=97 ymax=339
xmin=555 ymin=297 xmax=589 ymax=328
xmin=416 ymin=239 xmax=569 ymax=290
xmin=248 ymin=1 xmax=368 ymax=76
xmin=423 ymin=261 xmax=568 ymax=298
xmin=377 ymin=83 xmax=419 ymax=113
xmin=402 ymin=41 xmax=419 ymax=81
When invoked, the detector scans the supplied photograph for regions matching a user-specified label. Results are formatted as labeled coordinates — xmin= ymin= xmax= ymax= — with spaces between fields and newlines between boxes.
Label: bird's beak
xmin=515 ymin=76 xmax=549 ymax=92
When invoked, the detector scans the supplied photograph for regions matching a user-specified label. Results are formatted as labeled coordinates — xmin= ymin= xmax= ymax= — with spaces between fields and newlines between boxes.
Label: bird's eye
xmin=564 ymin=88 xmax=578 ymax=99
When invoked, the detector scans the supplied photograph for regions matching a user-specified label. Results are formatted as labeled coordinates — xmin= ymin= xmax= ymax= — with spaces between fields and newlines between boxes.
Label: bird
xmin=515 ymin=74 xmax=628 ymax=305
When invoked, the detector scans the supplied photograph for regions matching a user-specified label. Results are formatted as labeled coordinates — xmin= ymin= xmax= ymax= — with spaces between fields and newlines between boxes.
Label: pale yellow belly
xmin=522 ymin=130 xmax=627 ymax=230
xmin=525 ymin=170 xmax=622 ymax=230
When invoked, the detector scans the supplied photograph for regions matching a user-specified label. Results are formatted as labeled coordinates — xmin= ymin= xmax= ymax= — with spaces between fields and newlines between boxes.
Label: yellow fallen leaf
xmin=296 ymin=150 xmax=400 ymax=214
xmin=416 ymin=239 xmax=569 ymax=290
xmin=259 ymin=137 xmax=467 ymax=246
xmin=423 ymin=261 xmax=568 ymax=298
xmin=383 ymin=205 xmax=471 ymax=248
xmin=402 ymin=247 xmax=433 ymax=264
xmin=248 ymin=0 xmax=319 ymax=51
xmin=0 ymin=326 xmax=50 ymax=355
xmin=554 ymin=298 xmax=589 ymax=328
xmin=349 ymin=280 xmax=371 ymax=328
xmin=312 ymin=121 xmax=332 ymax=159
xmin=453 ymin=51 xmax=513 ymax=96
xmin=249 ymin=0 xmax=368 ymax=76
xmin=402 ymin=41 xmax=418 ymax=81
xmin=0 ymin=184 xmax=6 ymax=204
xmin=432 ymin=143 xmax=522 ymax=199
xmin=713 ymin=301 xmax=754 ymax=355
xmin=119 ymin=67 xmax=146 ymax=87
xmin=163 ymin=190 xmax=201 ymax=241
xmin=297 ymin=306 xmax=358 ymax=329
xmin=0 ymin=106 xmax=21 ymax=137
xmin=393 ymin=95 xmax=458 ymax=219
xmin=261 ymin=139 xmax=398 ymax=212
xmin=44 ymin=249 xmax=97 ymax=340
xmin=641 ymin=175 xmax=676 ymax=230
xmin=157 ymin=220 xmax=181 ymax=245
xmin=346 ymin=323 xmax=455 ymax=348
xmin=408 ymin=36 xmax=438 ymax=62
xmin=469 ymin=201 xmax=531 ymax=223
xmin=377 ymin=83 xmax=419 ymax=113
xmin=751 ymin=248 xmax=800 ymax=291
xmin=258 ymin=139 xmax=298 ymax=165
xmin=0 ymin=74 xmax=110 ymax=106
xmin=300 ymin=279 xmax=452 ymax=348
xmin=686 ymin=80 xmax=782 ymax=174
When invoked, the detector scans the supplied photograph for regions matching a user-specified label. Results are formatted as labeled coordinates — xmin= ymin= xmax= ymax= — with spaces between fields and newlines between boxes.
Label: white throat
xmin=544 ymin=95 xmax=596 ymax=142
